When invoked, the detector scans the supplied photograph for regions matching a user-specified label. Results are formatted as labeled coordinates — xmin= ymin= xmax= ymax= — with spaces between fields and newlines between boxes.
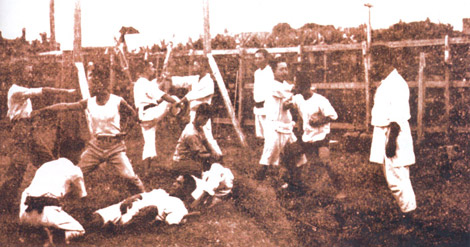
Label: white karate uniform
xmin=259 ymin=80 xmax=296 ymax=166
xmin=19 ymin=158 xmax=87 ymax=241
xmin=253 ymin=65 xmax=274 ymax=139
xmin=133 ymin=77 xmax=174 ymax=160
xmin=199 ymin=163 xmax=234 ymax=197
xmin=369 ymin=69 xmax=416 ymax=213
xmin=7 ymin=84 xmax=42 ymax=121
xmin=189 ymin=163 xmax=234 ymax=208
xmin=172 ymin=74 xmax=222 ymax=156
xmin=292 ymin=93 xmax=338 ymax=143
xmin=96 ymin=189 xmax=188 ymax=226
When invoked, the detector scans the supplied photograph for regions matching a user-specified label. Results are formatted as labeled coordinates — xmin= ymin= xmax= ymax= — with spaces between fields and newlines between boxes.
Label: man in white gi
xmin=172 ymin=57 xmax=223 ymax=156
xmin=32 ymin=62 xmax=146 ymax=195
xmin=133 ymin=61 xmax=178 ymax=167
xmin=85 ymin=162 xmax=233 ymax=232
xmin=282 ymin=79 xmax=341 ymax=196
xmin=253 ymin=49 xmax=274 ymax=140
xmin=257 ymin=57 xmax=296 ymax=180
xmin=87 ymin=188 xmax=189 ymax=231
xmin=170 ymin=162 xmax=234 ymax=210
xmin=19 ymin=158 xmax=87 ymax=245
xmin=0 ymin=69 xmax=76 ymax=214
xmin=370 ymin=64 xmax=417 ymax=214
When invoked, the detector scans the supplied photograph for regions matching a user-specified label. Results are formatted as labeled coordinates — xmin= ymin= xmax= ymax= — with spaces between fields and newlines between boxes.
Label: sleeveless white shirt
xmin=87 ymin=94 xmax=122 ymax=137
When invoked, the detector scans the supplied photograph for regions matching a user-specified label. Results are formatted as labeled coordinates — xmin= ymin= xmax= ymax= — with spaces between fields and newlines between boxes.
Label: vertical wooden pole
xmin=352 ymin=53 xmax=358 ymax=82
xmin=202 ymin=0 xmax=211 ymax=55
xmin=237 ymin=48 xmax=244 ymax=124
xmin=73 ymin=0 xmax=82 ymax=62
xmin=362 ymin=41 xmax=371 ymax=129
xmin=323 ymin=52 xmax=327 ymax=83
xmin=444 ymin=35 xmax=451 ymax=141
xmin=208 ymin=54 xmax=246 ymax=146
xmin=110 ymin=53 xmax=115 ymax=92
xmin=49 ymin=0 xmax=56 ymax=49
xmin=417 ymin=52 xmax=426 ymax=144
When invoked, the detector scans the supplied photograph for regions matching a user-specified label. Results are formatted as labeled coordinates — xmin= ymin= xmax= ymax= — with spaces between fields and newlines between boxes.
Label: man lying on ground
xmin=84 ymin=162 xmax=234 ymax=231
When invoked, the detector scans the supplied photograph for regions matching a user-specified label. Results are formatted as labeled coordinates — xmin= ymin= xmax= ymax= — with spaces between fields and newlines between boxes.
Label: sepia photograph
xmin=0 ymin=0 xmax=469 ymax=246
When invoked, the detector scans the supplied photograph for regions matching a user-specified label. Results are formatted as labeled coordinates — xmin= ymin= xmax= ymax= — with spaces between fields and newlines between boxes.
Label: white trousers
xmin=382 ymin=160 xmax=417 ymax=213
xmin=254 ymin=114 xmax=266 ymax=139
xmin=19 ymin=194 xmax=85 ymax=241
xmin=259 ymin=122 xmax=296 ymax=166
xmin=139 ymin=102 xmax=172 ymax=160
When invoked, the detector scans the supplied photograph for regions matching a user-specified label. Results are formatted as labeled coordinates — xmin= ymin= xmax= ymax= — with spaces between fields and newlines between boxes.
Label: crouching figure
xmin=19 ymin=158 xmax=87 ymax=246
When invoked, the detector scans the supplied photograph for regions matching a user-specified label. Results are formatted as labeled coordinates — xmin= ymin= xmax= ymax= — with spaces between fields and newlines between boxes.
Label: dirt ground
xmin=0 ymin=116 xmax=469 ymax=246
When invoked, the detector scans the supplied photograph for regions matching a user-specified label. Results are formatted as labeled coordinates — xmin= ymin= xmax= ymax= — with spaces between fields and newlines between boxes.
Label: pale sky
xmin=0 ymin=0 xmax=469 ymax=50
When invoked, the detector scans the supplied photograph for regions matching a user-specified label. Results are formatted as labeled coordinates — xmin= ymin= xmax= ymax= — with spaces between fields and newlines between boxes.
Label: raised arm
xmin=42 ymin=87 xmax=77 ymax=95
xmin=11 ymin=87 xmax=76 ymax=101
xmin=32 ymin=99 xmax=87 ymax=117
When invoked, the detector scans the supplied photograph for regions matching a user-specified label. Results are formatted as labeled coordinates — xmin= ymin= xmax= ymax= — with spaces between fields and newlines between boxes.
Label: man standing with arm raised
xmin=32 ymin=61 xmax=146 ymax=196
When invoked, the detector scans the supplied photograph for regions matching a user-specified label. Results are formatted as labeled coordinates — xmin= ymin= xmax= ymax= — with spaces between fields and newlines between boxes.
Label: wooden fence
xmin=141 ymin=36 xmax=470 ymax=144
xmin=36 ymin=36 xmax=470 ymax=144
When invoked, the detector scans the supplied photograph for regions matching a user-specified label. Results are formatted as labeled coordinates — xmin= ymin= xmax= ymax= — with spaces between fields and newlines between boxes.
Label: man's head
xmin=88 ymin=62 xmax=110 ymax=97
xmin=170 ymin=174 xmax=197 ymax=204
xmin=192 ymin=57 xmax=210 ymax=76
xmin=194 ymin=103 xmax=212 ymax=128
xmin=254 ymin=49 xmax=270 ymax=69
xmin=135 ymin=60 xmax=156 ymax=80
xmin=294 ymin=67 xmax=314 ymax=99
xmin=271 ymin=56 xmax=289 ymax=82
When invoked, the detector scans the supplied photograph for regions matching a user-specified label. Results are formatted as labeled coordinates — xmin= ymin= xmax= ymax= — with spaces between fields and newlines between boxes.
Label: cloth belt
xmin=143 ymin=103 xmax=158 ymax=111
xmin=255 ymin=101 xmax=265 ymax=108
xmin=96 ymin=134 xmax=125 ymax=142
xmin=25 ymin=196 xmax=61 ymax=214
xmin=143 ymin=99 xmax=164 ymax=111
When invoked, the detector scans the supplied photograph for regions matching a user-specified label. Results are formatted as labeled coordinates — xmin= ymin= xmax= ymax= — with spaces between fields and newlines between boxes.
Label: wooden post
xmin=202 ymin=0 xmax=245 ymax=146
xmin=115 ymin=45 xmax=133 ymax=83
xmin=49 ymin=0 xmax=56 ymax=49
xmin=73 ymin=0 xmax=82 ymax=62
xmin=444 ymin=35 xmax=451 ymax=141
xmin=160 ymin=41 xmax=173 ymax=92
xmin=297 ymin=44 xmax=302 ymax=63
xmin=237 ymin=47 xmax=244 ymax=124
xmin=110 ymin=53 xmax=115 ymax=92
xmin=362 ymin=41 xmax=371 ymax=129
xmin=323 ymin=52 xmax=327 ymax=83
xmin=208 ymin=54 xmax=246 ymax=146
xmin=417 ymin=52 xmax=426 ymax=144
xmin=202 ymin=0 xmax=211 ymax=55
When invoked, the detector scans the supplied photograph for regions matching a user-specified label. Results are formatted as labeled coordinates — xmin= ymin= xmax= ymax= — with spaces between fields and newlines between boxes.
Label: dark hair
xmin=195 ymin=103 xmax=213 ymax=118
xmin=134 ymin=59 xmax=153 ymax=76
xmin=194 ymin=56 xmax=211 ymax=74
xmin=269 ymin=56 xmax=287 ymax=71
xmin=255 ymin=48 xmax=269 ymax=59
xmin=170 ymin=174 xmax=197 ymax=205
xmin=89 ymin=62 xmax=110 ymax=85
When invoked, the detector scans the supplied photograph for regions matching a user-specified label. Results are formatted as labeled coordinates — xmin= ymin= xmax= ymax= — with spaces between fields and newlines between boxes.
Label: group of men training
xmin=1 ymin=46 xmax=417 ymax=245
xmin=251 ymin=49 xmax=416 ymax=221
xmin=1 ymin=57 xmax=233 ymax=245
